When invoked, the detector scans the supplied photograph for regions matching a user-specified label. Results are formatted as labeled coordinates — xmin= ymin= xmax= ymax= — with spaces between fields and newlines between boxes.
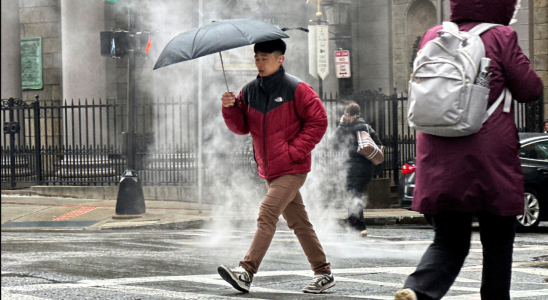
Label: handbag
xmin=356 ymin=129 xmax=384 ymax=165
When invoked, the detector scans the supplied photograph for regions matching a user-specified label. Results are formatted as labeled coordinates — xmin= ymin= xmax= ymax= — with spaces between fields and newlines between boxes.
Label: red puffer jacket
xmin=222 ymin=67 xmax=328 ymax=180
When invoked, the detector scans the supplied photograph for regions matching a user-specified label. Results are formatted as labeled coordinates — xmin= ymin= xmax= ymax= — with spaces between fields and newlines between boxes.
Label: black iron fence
xmin=1 ymin=96 xmax=199 ymax=188
xmin=1 ymin=91 xmax=544 ymax=189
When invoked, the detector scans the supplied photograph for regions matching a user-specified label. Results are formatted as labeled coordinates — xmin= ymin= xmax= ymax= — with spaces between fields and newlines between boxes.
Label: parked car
xmin=399 ymin=133 xmax=548 ymax=228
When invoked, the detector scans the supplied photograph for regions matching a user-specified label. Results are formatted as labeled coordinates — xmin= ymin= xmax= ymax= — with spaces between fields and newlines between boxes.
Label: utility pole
xmin=197 ymin=0 xmax=204 ymax=214
xmin=317 ymin=15 xmax=323 ymax=99
xmin=115 ymin=7 xmax=146 ymax=215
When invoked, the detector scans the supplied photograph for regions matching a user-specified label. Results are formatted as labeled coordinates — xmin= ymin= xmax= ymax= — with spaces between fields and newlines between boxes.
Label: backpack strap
xmin=468 ymin=23 xmax=502 ymax=36
xmin=438 ymin=22 xmax=465 ymax=40
xmin=483 ymin=88 xmax=512 ymax=122
xmin=502 ymin=88 xmax=512 ymax=113
xmin=441 ymin=21 xmax=460 ymax=33
xmin=364 ymin=124 xmax=371 ymax=135
xmin=364 ymin=124 xmax=382 ymax=147
xmin=472 ymin=22 xmax=507 ymax=121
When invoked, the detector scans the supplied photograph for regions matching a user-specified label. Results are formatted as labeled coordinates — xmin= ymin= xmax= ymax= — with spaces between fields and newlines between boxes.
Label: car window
xmin=520 ymin=140 xmax=548 ymax=160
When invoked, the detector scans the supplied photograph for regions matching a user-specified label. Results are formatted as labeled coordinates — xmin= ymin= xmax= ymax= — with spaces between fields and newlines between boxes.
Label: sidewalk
xmin=1 ymin=188 xmax=427 ymax=232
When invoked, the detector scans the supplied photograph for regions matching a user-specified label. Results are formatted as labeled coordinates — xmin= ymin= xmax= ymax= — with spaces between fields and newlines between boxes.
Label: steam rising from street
xmin=124 ymin=0 xmax=381 ymax=259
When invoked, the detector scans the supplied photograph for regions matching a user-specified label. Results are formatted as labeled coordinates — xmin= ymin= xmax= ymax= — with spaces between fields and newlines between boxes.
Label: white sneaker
xmin=302 ymin=273 xmax=335 ymax=293
xmin=395 ymin=288 xmax=417 ymax=300
xmin=217 ymin=265 xmax=252 ymax=293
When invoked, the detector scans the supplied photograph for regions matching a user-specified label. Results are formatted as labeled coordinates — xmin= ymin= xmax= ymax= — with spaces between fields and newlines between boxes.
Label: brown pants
xmin=239 ymin=173 xmax=331 ymax=276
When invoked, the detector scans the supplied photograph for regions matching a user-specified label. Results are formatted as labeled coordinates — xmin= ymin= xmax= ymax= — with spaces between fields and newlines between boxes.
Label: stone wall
xmin=352 ymin=0 xmax=391 ymax=92
xmin=533 ymin=0 xmax=548 ymax=119
xmin=351 ymin=0 xmax=392 ymax=93
xmin=19 ymin=0 xmax=62 ymax=103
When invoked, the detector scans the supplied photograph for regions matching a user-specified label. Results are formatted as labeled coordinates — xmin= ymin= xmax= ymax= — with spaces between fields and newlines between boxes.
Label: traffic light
xmin=101 ymin=30 xmax=156 ymax=58
xmin=136 ymin=31 xmax=154 ymax=56
xmin=100 ymin=31 xmax=129 ymax=58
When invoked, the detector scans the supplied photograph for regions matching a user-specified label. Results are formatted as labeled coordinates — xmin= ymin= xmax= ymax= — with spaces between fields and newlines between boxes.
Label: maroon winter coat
xmin=222 ymin=67 xmax=328 ymax=180
xmin=412 ymin=0 xmax=543 ymax=216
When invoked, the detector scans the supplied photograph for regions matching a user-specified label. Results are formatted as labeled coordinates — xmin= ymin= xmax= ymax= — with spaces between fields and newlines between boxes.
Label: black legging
xmin=346 ymin=175 xmax=371 ymax=231
xmin=403 ymin=211 xmax=517 ymax=300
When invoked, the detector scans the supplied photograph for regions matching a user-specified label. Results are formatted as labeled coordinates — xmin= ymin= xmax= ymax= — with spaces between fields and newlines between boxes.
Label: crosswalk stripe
xmin=513 ymin=267 xmax=548 ymax=276
xmin=4 ymin=266 xmax=546 ymax=297
xmin=87 ymin=285 xmax=268 ymax=299
xmin=1 ymin=290 xmax=50 ymax=300
xmin=443 ymin=289 xmax=548 ymax=299
xmin=470 ymin=245 xmax=548 ymax=253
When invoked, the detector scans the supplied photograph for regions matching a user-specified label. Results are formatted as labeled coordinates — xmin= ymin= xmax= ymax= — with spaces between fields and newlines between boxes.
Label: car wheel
xmin=516 ymin=188 xmax=541 ymax=228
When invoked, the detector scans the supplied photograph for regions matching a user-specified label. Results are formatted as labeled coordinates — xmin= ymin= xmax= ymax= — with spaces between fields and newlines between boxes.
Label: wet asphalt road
xmin=2 ymin=224 xmax=548 ymax=300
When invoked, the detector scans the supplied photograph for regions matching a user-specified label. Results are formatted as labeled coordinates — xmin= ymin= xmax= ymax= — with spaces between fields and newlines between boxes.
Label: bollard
xmin=115 ymin=170 xmax=146 ymax=215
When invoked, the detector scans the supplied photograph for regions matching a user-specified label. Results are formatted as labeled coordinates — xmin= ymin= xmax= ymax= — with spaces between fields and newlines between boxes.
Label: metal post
xmin=392 ymin=89 xmax=399 ymax=184
xmin=8 ymin=98 xmax=16 ymax=188
xmin=197 ymin=0 xmax=204 ymax=214
xmin=33 ymin=95 xmax=42 ymax=185
xmin=116 ymin=8 xmax=145 ymax=215
xmin=317 ymin=17 xmax=323 ymax=100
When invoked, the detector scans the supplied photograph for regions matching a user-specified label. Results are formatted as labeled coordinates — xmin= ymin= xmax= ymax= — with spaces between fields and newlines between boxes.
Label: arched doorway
xmin=406 ymin=0 xmax=437 ymax=77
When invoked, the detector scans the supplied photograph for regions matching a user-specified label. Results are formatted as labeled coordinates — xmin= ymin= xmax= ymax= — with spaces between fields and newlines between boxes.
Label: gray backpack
xmin=407 ymin=21 xmax=512 ymax=137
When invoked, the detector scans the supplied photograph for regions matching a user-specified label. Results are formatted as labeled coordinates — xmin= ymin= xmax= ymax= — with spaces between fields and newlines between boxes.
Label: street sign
xmin=335 ymin=50 xmax=351 ymax=78
xmin=316 ymin=25 xmax=329 ymax=80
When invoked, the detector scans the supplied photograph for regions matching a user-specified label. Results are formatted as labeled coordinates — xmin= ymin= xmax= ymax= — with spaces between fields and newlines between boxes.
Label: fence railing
xmin=1 ymin=91 xmax=544 ymax=189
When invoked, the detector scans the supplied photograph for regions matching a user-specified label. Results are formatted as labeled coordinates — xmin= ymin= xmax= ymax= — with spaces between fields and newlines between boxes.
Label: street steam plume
xmin=134 ymin=0 xmax=396 ymax=260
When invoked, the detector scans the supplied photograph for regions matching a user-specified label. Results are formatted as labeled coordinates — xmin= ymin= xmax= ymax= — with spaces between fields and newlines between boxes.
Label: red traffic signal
xmin=136 ymin=31 xmax=155 ymax=56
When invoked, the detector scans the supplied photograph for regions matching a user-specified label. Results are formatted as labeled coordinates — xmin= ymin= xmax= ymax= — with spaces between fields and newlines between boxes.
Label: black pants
xmin=348 ymin=201 xmax=366 ymax=230
xmin=346 ymin=182 xmax=369 ymax=231
xmin=404 ymin=211 xmax=516 ymax=300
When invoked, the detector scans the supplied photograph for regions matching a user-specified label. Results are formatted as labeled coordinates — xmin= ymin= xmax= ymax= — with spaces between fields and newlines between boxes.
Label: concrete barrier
xmin=29 ymin=185 xmax=201 ymax=202
xmin=31 ymin=186 xmax=118 ymax=200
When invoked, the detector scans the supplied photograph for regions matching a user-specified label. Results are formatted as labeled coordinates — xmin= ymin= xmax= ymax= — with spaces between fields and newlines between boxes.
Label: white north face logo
xmin=274 ymin=97 xmax=283 ymax=102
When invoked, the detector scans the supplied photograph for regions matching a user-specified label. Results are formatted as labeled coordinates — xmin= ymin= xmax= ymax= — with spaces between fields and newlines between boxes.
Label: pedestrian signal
xmin=136 ymin=30 xmax=155 ymax=56
xmin=100 ymin=31 xmax=129 ymax=58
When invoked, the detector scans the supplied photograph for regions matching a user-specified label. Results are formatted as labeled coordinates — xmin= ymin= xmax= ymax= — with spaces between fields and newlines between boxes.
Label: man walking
xmin=217 ymin=39 xmax=334 ymax=294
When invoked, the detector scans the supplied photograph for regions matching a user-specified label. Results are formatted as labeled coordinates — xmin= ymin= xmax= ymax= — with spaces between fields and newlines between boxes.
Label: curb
xmin=1 ymin=219 xmax=211 ymax=232
xmin=98 ymin=219 xmax=210 ymax=230
xmin=366 ymin=216 xmax=429 ymax=226
xmin=1 ymin=189 xmax=429 ymax=231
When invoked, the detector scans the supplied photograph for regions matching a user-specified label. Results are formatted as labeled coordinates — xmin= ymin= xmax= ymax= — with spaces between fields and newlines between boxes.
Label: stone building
xmin=1 ymin=0 xmax=546 ymax=146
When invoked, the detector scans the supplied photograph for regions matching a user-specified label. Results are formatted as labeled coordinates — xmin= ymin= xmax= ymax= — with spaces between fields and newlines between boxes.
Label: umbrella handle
xmin=219 ymin=52 xmax=230 ymax=92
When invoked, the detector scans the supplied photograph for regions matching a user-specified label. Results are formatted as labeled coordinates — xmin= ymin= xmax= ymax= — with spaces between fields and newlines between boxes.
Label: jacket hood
xmin=450 ymin=0 xmax=517 ymax=25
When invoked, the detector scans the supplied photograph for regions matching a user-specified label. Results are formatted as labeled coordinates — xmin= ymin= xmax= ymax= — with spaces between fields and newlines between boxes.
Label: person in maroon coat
xmin=395 ymin=1 xmax=543 ymax=300
xmin=217 ymin=39 xmax=335 ymax=294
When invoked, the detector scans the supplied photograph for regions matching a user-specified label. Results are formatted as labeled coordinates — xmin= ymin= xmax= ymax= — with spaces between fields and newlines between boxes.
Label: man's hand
xmin=221 ymin=92 xmax=236 ymax=108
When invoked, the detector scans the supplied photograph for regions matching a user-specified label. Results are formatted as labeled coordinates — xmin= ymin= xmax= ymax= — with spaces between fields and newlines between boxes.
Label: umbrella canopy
xmin=153 ymin=19 xmax=289 ymax=70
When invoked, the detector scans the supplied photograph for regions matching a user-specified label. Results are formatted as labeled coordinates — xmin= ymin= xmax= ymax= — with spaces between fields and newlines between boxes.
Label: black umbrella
xmin=153 ymin=19 xmax=289 ymax=91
